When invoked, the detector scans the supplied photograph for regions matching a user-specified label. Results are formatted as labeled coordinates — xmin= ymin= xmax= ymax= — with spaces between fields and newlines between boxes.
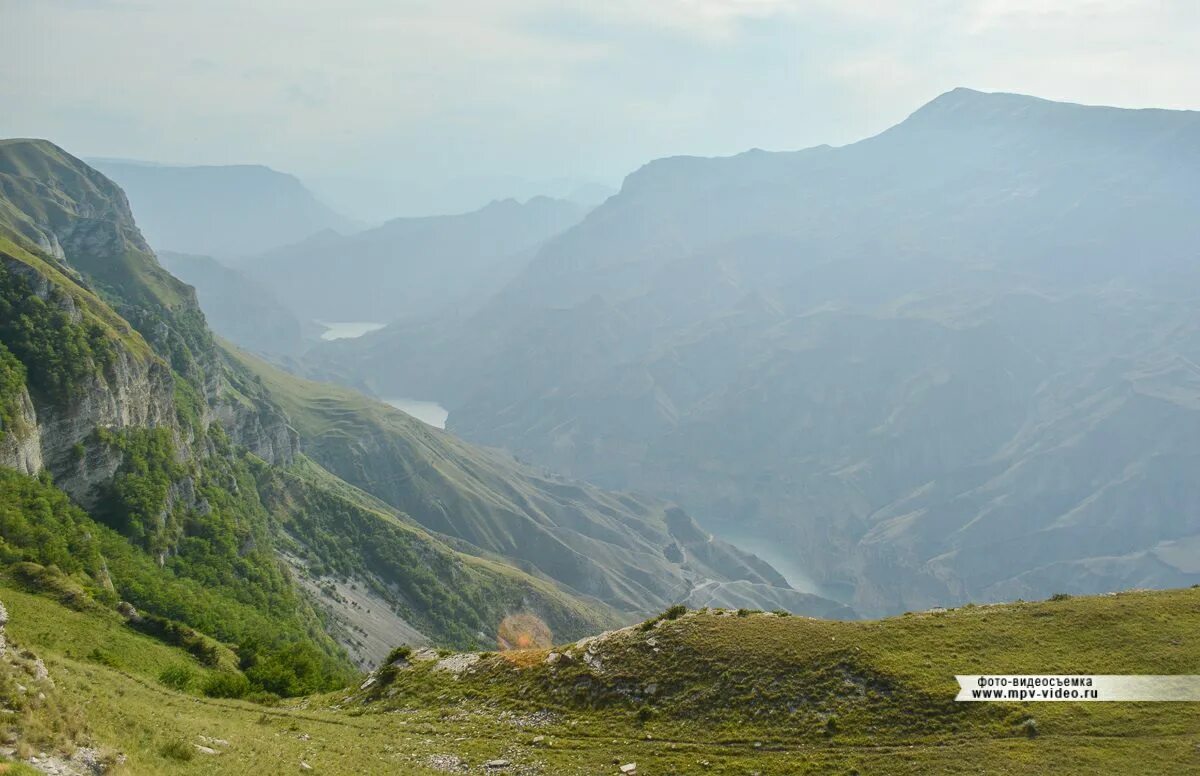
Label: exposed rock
xmin=433 ymin=653 xmax=481 ymax=676
xmin=216 ymin=398 xmax=298 ymax=467
xmin=282 ymin=551 xmax=428 ymax=671
xmin=19 ymin=746 xmax=114 ymax=776
xmin=425 ymin=753 xmax=466 ymax=772
xmin=0 ymin=386 xmax=42 ymax=475
xmin=116 ymin=601 xmax=140 ymax=622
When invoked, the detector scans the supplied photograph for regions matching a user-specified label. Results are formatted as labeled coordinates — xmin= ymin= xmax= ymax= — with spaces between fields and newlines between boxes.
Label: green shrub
xmin=0 ymin=343 xmax=27 ymax=441
xmin=385 ymin=645 xmax=413 ymax=665
xmin=129 ymin=614 xmax=221 ymax=667
xmin=9 ymin=562 xmax=101 ymax=612
xmin=662 ymin=604 xmax=687 ymax=620
xmin=96 ymin=428 xmax=186 ymax=553
xmin=374 ymin=664 xmax=401 ymax=689
xmin=0 ymin=263 xmax=116 ymax=406
xmin=0 ymin=470 xmax=106 ymax=580
xmin=639 ymin=603 xmax=689 ymax=632
xmin=87 ymin=647 xmax=120 ymax=668
xmin=202 ymin=672 xmax=251 ymax=699
xmin=243 ymin=640 xmax=343 ymax=698
xmin=159 ymin=739 xmax=194 ymax=762
xmin=158 ymin=665 xmax=195 ymax=691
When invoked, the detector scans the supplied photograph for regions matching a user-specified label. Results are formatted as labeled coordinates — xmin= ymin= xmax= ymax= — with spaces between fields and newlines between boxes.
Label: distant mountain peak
xmin=904 ymin=86 xmax=1048 ymax=121
xmin=87 ymin=157 xmax=355 ymax=257
xmin=889 ymin=87 xmax=1200 ymax=152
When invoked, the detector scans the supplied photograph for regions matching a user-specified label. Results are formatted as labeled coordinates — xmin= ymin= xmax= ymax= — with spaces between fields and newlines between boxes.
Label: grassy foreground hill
xmin=1 ymin=581 xmax=1197 ymax=774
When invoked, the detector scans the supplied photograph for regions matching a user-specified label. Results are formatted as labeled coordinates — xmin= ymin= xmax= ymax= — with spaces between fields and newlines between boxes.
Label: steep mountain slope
xmin=318 ymin=89 xmax=1200 ymax=615
xmin=0 ymin=139 xmax=625 ymax=680
xmin=158 ymin=251 xmax=317 ymax=356
xmin=242 ymin=196 xmax=587 ymax=325
xmin=229 ymin=345 xmax=849 ymax=620
xmin=0 ymin=138 xmax=353 ymax=693
xmin=87 ymin=158 xmax=356 ymax=258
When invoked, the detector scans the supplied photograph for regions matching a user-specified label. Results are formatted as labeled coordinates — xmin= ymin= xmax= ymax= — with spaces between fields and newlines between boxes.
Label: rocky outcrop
xmin=0 ymin=251 xmax=179 ymax=502
xmin=40 ymin=352 xmax=178 ymax=508
xmin=0 ymin=386 xmax=43 ymax=475
xmin=0 ymin=152 xmax=299 ymax=501
xmin=216 ymin=399 xmax=298 ymax=467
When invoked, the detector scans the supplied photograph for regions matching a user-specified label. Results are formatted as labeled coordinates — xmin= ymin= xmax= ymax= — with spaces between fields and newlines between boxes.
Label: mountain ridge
xmin=311 ymin=88 xmax=1200 ymax=617
xmin=242 ymin=194 xmax=588 ymax=324
xmin=87 ymin=157 xmax=357 ymax=258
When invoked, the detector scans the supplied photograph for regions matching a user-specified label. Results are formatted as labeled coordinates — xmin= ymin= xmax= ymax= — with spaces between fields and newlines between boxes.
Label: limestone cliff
xmin=0 ymin=138 xmax=296 ymax=525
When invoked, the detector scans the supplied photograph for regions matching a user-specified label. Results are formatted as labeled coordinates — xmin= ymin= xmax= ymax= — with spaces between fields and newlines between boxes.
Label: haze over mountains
xmin=8 ymin=0 xmax=1200 ymax=764
xmin=10 ymin=86 xmax=1197 ymax=647
xmin=305 ymin=88 xmax=1200 ymax=616
xmin=157 ymin=251 xmax=317 ymax=356
xmin=310 ymin=172 xmax=616 ymax=225
xmin=3 ymin=83 xmax=1200 ymax=773
xmin=243 ymin=196 xmax=589 ymax=324
xmin=87 ymin=159 xmax=357 ymax=258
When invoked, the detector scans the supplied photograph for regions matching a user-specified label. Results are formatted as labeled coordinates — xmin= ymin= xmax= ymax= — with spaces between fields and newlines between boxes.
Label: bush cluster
xmin=0 ymin=263 xmax=115 ymax=406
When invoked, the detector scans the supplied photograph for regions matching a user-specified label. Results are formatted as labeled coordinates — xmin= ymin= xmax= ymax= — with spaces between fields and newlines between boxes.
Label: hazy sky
xmin=3 ymin=0 xmax=1199 ymax=216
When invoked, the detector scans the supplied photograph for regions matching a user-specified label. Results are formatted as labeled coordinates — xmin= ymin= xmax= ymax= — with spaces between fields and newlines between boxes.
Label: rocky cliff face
xmin=0 ymin=386 xmax=42 ymax=476
xmin=0 ymin=139 xmax=297 ymax=517
xmin=214 ymin=392 xmax=299 ymax=466
xmin=40 ymin=351 xmax=177 ymax=509
xmin=0 ymin=251 xmax=174 ymax=494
